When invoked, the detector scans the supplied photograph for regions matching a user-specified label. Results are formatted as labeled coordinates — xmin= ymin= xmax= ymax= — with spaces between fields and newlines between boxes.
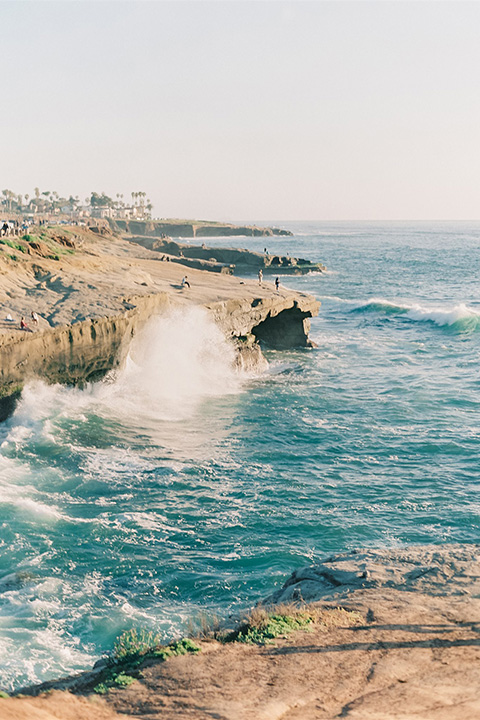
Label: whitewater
xmin=1 ymin=221 xmax=480 ymax=690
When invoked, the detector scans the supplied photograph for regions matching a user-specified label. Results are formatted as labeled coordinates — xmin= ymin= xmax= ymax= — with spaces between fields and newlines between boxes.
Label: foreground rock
xmin=4 ymin=544 xmax=480 ymax=719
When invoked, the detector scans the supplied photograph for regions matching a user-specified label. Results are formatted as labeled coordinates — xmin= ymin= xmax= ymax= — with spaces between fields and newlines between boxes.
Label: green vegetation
xmin=223 ymin=604 xmax=362 ymax=645
xmin=114 ymin=628 xmax=162 ymax=659
xmin=0 ymin=237 xmax=26 ymax=253
xmin=90 ymin=604 xmax=359 ymax=696
xmin=93 ymin=633 xmax=200 ymax=694
xmin=225 ymin=612 xmax=313 ymax=644
xmin=0 ymin=691 xmax=9 ymax=699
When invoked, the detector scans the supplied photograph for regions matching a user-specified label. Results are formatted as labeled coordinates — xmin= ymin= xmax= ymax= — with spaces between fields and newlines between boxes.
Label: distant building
xmin=91 ymin=206 xmax=115 ymax=219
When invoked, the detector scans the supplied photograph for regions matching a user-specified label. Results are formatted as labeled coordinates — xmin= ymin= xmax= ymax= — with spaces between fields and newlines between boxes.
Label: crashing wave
xmin=351 ymin=298 xmax=480 ymax=332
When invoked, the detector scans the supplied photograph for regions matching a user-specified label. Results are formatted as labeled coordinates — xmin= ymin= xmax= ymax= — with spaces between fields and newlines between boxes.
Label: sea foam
xmin=351 ymin=298 xmax=480 ymax=332
xmin=7 ymin=306 xmax=246 ymax=431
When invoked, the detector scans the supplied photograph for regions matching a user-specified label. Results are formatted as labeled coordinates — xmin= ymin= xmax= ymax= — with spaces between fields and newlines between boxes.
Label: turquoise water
xmin=1 ymin=221 xmax=480 ymax=689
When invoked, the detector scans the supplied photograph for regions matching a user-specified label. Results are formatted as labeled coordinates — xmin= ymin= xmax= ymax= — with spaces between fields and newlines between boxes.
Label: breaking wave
xmin=9 ymin=306 xmax=246 ymax=429
xmin=350 ymin=298 xmax=480 ymax=333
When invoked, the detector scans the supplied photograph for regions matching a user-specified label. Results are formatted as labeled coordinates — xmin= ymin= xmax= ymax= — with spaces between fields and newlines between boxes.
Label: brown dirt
xmin=3 ymin=589 xmax=480 ymax=720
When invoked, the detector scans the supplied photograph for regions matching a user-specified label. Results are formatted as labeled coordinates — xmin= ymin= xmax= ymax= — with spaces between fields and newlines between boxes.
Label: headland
xmin=0 ymin=221 xmax=320 ymax=419
xmin=108 ymin=217 xmax=294 ymax=238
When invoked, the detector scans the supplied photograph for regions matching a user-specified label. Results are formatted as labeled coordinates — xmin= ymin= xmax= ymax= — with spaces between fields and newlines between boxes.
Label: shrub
xmin=93 ymin=631 xmax=201 ymax=694
xmin=222 ymin=604 xmax=362 ymax=645
xmin=114 ymin=628 xmax=162 ymax=660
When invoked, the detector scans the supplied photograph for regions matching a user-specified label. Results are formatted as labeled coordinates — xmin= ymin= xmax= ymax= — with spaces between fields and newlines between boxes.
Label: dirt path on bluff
xmin=3 ymin=588 xmax=480 ymax=720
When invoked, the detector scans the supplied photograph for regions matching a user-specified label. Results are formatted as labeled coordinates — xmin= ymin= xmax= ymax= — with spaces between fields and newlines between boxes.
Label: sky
xmin=1 ymin=0 xmax=480 ymax=221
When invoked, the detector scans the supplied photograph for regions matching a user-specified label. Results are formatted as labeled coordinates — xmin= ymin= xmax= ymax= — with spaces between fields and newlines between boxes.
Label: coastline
xmin=0 ymin=223 xmax=320 ymax=419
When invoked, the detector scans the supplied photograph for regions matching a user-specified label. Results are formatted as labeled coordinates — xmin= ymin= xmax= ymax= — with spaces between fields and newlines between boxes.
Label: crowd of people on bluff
xmin=1 ymin=220 xmax=25 ymax=237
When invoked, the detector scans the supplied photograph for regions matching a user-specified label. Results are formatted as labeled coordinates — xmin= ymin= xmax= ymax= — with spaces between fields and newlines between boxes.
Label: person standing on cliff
xmin=31 ymin=311 xmax=39 ymax=327
xmin=181 ymin=275 xmax=190 ymax=289
xmin=258 ymin=269 xmax=263 ymax=285
xmin=275 ymin=277 xmax=280 ymax=292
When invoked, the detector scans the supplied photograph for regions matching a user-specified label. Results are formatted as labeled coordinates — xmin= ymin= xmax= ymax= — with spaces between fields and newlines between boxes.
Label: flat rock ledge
xmin=263 ymin=544 xmax=480 ymax=604
xmin=4 ymin=544 xmax=480 ymax=720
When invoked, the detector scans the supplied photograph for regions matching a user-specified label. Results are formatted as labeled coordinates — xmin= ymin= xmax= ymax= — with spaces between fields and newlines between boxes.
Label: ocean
xmin=1 ymin=221 xmax=479 ymax=690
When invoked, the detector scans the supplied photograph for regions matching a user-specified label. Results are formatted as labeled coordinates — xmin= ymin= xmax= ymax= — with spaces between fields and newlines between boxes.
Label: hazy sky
xmin=1 ymin=1 xmax=480 ymax=221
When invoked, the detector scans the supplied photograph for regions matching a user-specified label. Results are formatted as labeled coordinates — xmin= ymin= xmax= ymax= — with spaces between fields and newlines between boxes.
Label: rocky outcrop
xmin=207 ymin=294 xmax=319 ymax=348
xmin=0 ymin=292 xmax=319 ymax=421
xmin=6 ymin=544 xmax=480 ymax=719
xmin=0 ymin=293 xmax=170 ymax=420
xmin=262 ymin=544 xmax=480 ymax=605
xmin=131 ymin=236 xmax=326 ymax=275
xmin=0 ymin=223 xmax=320 ymax=421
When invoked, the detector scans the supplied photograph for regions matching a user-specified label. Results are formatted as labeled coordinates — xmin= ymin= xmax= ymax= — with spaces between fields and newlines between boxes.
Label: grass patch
xmin=93 ymin=633 xmax=201 ymax=695
xmin=222 ymin=604 xmax=362 ymax=645
xmin=0 ymin=691 xmax=9 ymax=699
xmin=91 ymin=604 xmax=360 ymax=695
xmin=186 ymin=611 xmax=222 ymax=640
xmin=114 ymin=628 xmax=162 ymax=660
xmin=0 ymin=238 xmax=26 ymax=253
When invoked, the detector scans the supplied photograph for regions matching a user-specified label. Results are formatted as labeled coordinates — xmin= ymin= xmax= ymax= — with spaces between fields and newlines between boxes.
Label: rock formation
xmin=131 ymin=236 xmax=326 ymax=275
xmin=109 ymin=219 xmax=293 ymax=238
xmin=0 ymin=224 xmax=320 ymax=420
xmin=4 ymin=544 xmax=480 ymax=719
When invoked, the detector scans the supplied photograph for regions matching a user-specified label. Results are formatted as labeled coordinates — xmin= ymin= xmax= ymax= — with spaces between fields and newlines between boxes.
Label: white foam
xmin=352 ymin=297 xmax=480 ymax=328
xmin=98 ymin=306 xmax=243 ymax=422
xmin=8 ymin=306 xmax=249 ymax=430
xmin=405 ymin=302 xmax=480 ymax=327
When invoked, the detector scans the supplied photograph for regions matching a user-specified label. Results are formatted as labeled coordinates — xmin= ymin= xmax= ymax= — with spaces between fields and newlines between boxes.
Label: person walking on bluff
xmin=258 ymin=269 xmax=263 ymax=285
xmin=20 ymin=316 xmax=32 ymax=332
xmin=31 ymin=311 xmax=39 ymax=327
xmin=181 ymin=275 xmax=190 ymax=289
xmin=275 ymin=276 xmax=280 ymax=292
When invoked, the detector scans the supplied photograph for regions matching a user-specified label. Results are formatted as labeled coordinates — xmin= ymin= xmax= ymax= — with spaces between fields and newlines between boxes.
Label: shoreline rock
xmin=108 ymin=218 xmax=293 ymax=238
xmin=5 ymin=543 xmax=480 ymax=719
xmin=131 ymin=235 xmax=326 ymax=275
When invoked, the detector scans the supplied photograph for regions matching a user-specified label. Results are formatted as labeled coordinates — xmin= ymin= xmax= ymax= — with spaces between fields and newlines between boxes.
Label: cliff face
xmin=208 ymin=294 xmax=319 ymax=348
xmin=110 ymin=219 xmax=292 ymax=238
xmin=0 ymin=294 xmax=170 ymax=419
xmin=0 ymin=293 xmax=319 ymax=421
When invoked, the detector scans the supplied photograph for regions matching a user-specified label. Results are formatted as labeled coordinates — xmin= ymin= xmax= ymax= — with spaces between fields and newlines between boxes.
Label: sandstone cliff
xmin=0 ymin=224 xmax=319 ymax=419
xmin=109 ymin=218 xmax=293 ymax=238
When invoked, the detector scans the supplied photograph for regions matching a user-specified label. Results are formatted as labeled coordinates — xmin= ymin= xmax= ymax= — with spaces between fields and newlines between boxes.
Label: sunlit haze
xmin=1 ymin=1 xmax=479 ymax=221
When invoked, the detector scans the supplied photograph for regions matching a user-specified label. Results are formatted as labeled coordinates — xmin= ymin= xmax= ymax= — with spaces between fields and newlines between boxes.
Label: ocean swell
xmin=351 ymin=298 xmax=480 ymax=333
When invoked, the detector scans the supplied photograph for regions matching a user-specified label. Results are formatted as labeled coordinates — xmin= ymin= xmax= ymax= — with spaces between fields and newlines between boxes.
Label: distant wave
xmin=351 ymin=298 xmax=480 ymax=332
